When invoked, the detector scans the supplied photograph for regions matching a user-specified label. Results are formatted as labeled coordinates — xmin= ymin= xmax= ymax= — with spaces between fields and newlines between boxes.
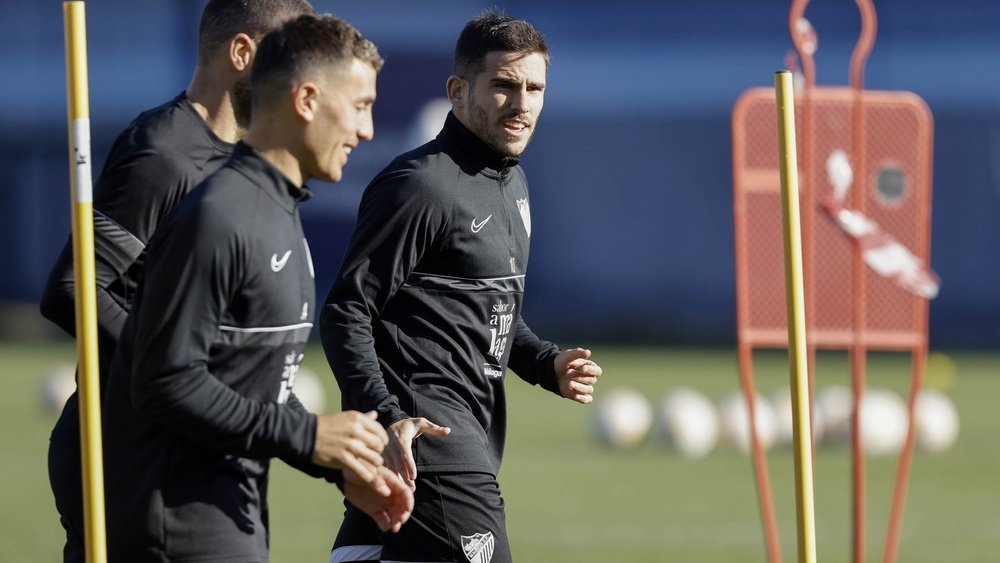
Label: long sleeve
xmin=126 ymin=195 xmax=315 ymax=463
xmin=39 ymin=236 xmax=131 ymax=361
xmin=508 ymin=314 xmax=561 ymax=395
xmin=320 ymin=170 xmax=447 ymax=428
xmin=279 ymin=393 xmax=344 ymax=487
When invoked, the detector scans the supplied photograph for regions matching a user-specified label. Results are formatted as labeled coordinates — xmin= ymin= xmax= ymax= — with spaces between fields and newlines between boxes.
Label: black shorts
xmin=49 ymin=395 xmax=85 ymax=563
xmin=331 ymin=472 xmax=511 ymax=563
xmin=331 ymin=501 xmax=381 ymax=562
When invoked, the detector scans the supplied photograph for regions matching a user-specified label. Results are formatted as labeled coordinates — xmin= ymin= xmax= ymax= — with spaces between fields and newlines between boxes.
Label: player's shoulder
xmin=368 ymin=139 xmax=460 ymax=202
xmin=117 ymin=93 xmax=218 ymax=160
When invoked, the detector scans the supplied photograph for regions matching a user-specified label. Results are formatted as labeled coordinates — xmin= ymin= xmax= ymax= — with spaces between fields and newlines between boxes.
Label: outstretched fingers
xmin=409 ymin=417 xmax=452 ymax=440
xmin=386 ymin=417 xmax=452 ymax=489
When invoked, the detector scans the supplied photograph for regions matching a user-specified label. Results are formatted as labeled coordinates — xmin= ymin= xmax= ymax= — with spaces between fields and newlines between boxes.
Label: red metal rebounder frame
xmin=732 ymin=1 xmax=935 ymax=562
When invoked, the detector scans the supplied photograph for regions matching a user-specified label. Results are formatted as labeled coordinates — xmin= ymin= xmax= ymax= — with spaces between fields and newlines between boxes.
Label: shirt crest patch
xmin=516 ymin=198 xmax=531 ymax=238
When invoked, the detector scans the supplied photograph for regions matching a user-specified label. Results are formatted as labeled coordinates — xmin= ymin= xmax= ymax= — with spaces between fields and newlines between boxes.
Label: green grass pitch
xmin=1 ymin=341 xmax=997 ymax=561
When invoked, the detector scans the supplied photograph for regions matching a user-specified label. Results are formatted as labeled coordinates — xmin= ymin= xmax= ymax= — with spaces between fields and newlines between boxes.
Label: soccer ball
xmin=858 ymin=389 xmax=909 ymax=456
xmin=592 ymin=388 xmax=653 ymax=449
xmin=39 ymin=363 xmax=77 ymax=414
xmin=655 ymin=388 xmax=719 ymax=458
xmin=718 ymin=392 xmax=777 ymax=453
xmin=816 ymin=386 xmax=909 ymax=455
xmin=770 ymin=387 xmax=825 ymax=447
xmin=914 ymin=389 xmax=959 ymax=453
xmin=291 ymin=366 xmax=327 ymax=414
xmin=815 ymin=385 xmax=853 ymax=445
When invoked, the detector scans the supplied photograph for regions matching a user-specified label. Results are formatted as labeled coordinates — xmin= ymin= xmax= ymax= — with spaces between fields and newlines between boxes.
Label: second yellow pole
xmin=774 ymin=69 xmax=817 ymax=563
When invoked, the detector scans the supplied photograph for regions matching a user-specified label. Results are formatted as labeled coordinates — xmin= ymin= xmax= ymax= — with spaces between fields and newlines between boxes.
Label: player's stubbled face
xmin=465 ymin=51 xmax=546 ymax=158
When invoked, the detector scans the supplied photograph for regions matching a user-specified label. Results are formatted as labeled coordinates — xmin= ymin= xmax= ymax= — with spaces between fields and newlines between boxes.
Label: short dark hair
xmin=454 ymin=10 xmax=549 ymax=78
xmin=197 ymin=0 xmax=315 ymax=62
xmin=250 ymin=14 xmax=383 ymax=107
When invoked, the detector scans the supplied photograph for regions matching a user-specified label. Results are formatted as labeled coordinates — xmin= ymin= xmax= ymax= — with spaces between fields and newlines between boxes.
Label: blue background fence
xmin=2 ymin=0 xmax=998 ymax=347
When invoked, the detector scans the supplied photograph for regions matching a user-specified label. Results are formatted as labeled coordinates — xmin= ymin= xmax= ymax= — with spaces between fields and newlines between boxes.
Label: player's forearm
xmin=508 ymin=316 xmax=561 ymax=393
xmin=40 ymin=232 xmax=134 ymax=341
xmin=39 ymin=243 xmax=78 ymax=337
xmin=131 ymin=364 xmax=315 ymax=460
xmin=278 ymin=394 xmax=344 ymax=485
xmin=324 ymin=356 xmax=409 ymax=428
xmin=42 ymin=279 xmax=128 ymax=340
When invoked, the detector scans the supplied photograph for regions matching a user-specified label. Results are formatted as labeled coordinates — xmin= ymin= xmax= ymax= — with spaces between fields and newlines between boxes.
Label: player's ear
xmin=446 ymin=75 xmax=467 ymax=109
xmin=229 ymin=32 xmax=256 ymax=73
xmin=292 ymin=81 xmax=321 ymax=122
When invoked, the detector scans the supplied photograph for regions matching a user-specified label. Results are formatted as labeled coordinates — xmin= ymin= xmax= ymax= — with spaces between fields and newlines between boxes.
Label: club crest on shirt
xmin=516 ymin=198 xmax=530 ymax=238
xmin=462 ymin=531 xmax=495 ymax=563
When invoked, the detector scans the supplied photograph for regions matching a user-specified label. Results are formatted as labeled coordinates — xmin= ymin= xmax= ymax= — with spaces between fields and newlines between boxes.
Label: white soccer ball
xmin=914 ymin=389 xmax=959 ymax=453
xmin=39 ymin=363 xmax=77 ymax=414
xmin=815 ymin=386 xmax=910 ymax=455
xmin=718 ymin=392 xmax=777 ymax=453
xmin=655 ymin=388 xmax=719 ymax=458
xmin=815 ymin=385 xmax=854 ymax=445
xmin=770 ymin=387 xmax=824 ymax=447
xmin=858 ymin=389 xmax=909 ymax=456
xmin=593 ymin=388 xmax=653 ymax=449
xmin=292 ymin=366 xmax=327 ymax=414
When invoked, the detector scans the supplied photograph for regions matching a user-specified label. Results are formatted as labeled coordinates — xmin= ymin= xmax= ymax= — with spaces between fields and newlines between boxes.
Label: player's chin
xmin=498 ymin=143 xmax=526 ymax=158
xmin=317 ymin=156 xmax=346 ymax=183
xmin=323 ymin=165 xmax=344 ymax=183
xmin=497 ymin=133 xmax=531 ymax=157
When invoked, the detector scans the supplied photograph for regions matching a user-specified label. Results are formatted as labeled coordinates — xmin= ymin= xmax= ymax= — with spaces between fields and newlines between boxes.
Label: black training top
xmin=40 ymin=92 xmax=234 ymax=447
xmin=321 ymin=112 xmax=561 ymax=476
xmin=102 ymin=142 xmax=321 ymax=561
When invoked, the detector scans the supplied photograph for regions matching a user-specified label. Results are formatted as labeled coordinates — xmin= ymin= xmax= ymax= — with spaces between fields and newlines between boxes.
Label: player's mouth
xmin=502 ymin=119 xmax=530 ymax=136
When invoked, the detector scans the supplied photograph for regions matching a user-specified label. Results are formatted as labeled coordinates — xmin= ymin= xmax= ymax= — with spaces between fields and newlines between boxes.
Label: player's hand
xmin=555 ymin=348 xmax=602 ymax=404
xmin=343 ymin=465 xmax=414 ymax=533
xmin=387 ymin=417 xmax=451 ymax=490
xmin=312 ymin=411 xmax=388 ymax=484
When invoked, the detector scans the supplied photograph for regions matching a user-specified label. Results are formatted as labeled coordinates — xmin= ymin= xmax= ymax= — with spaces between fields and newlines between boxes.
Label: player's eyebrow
xmin=490 ymin=76 xmax=545 ymax=90
xmin=490 ymin=76 xmax=520 ymax=87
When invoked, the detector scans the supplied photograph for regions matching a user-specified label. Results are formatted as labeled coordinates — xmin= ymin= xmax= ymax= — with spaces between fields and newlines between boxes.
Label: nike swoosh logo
xmin=471 ymin=214 xmax=493 ymax=233
xmin=271 ymin=250 xmax=292 ymax=272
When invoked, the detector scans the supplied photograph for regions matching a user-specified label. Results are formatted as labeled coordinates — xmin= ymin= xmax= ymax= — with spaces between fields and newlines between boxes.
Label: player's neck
xmin=186 ymin=68 xmax=244 ymax=144
xmin=245 ymin=127 xmax=304 ymax=187
xmin=257 ymin=147 xmax=304 ymax=188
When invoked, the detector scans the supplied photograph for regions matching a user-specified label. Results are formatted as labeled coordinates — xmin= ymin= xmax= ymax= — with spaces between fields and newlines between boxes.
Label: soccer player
xmin=39 ymin=1 xmax=313 ymax=560
xmin=99 ymin=13 xmax=411 ymax=561
xmin=320 ymin=11 xmax=603 ymax=563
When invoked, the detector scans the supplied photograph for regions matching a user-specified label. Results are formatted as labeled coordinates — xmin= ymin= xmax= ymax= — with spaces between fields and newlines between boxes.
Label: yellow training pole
xmin=774 ymin=70 xmax=817 ymax=563
xmin=64 ymin=2 xmax=107 ymax=562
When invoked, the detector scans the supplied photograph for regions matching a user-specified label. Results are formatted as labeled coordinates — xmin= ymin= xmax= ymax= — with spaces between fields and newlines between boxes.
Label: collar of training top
xmin=177 ymin=91 xmax=238 ymax=155
xmin=230 ymin=142 xmax=312 ymax=210
xmin=439 ymin=111 xmax=519 ymax=178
